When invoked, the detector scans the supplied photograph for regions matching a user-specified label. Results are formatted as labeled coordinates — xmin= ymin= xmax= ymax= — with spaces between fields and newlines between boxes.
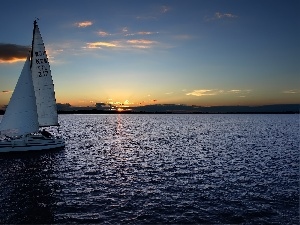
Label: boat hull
xmin=0 ymin=134 xmax=65 ymax=153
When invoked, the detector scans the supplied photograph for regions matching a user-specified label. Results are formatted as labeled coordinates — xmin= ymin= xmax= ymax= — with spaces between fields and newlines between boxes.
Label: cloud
xmin=186 ymin=89 xmax=221 ymax=96
xmin=97 ymin=29 xmax=157 ymax=37
xmin=228 ymin=89 xmax=252 ymax=94
xmin=120 ymin=26 xmax=131 ymax=36
xmin=124 ymin=33 xmax=135 ymax=37
xmin=85 ymin=41 xmax=119 ymax=49
xmin=186 ymin=89 xmax=251 ymax=97
xmin=124 ymin=31 xmax=159 ymax=37
xmin=94 ymin=27 xmax=161 ymax=50
xmin=121 ymin=27 xmax=157 ymax=37
xmin=161 ymin=5 xmax=170 ymax=13
xmin=0 ymin=44 xmax=30 ymax=63
xmin=75 ymin=21 xmax=93 ymax=28
xmin=206 ymin=12 xmax=238 ymax=21
xmin=127 ymin=39 xmax=157 ymax=49
xmin=84 ymin=39 xmax=158 ymax=50
xmin=228 ymin=89 xmax=241 ymax=93
xmin=98 ymin=31 xmax=110 ymax=37
xmin=215 ymin=12 xmax=238 ymax=19
xmin=283 ymin=89 xmax=300 ymax=94
xmin=85 ymin=29 xmax=166 ymax=51
xmin=137 ymin=31 xmax=156 ymax=35
xmin=127 ymin=39 xmax=156 ymax=45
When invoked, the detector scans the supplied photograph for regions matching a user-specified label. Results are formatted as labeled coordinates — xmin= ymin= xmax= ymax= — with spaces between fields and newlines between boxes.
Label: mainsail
xmin=0 ymin=56 xmax=39 ymax=136
xmin=31 ymin=21 xmax=59 ymax=127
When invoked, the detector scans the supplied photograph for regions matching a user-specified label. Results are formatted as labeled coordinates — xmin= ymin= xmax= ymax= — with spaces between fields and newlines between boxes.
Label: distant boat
xmin=0 ymin=20 xmax=65 ymax=152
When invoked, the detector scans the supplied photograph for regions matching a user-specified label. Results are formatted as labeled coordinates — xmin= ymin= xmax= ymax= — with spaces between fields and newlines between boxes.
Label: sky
xmin=0 ymin=0 xmax=299 ymax=109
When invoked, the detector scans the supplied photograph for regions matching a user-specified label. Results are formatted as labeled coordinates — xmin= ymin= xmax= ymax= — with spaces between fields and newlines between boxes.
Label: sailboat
xmin=0 ymin=20 xmax=65 ymax=152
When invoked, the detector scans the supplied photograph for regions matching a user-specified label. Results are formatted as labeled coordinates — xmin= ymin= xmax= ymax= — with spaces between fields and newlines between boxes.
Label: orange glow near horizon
xmin=0 ymin=58 xmax=26 ymax=64
xmin=1 ymin=87 xmax=300 ymax=110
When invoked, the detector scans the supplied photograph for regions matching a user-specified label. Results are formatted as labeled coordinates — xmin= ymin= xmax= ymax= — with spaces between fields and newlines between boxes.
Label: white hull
xmin=0 ymin=134 xmax=65 ymax=153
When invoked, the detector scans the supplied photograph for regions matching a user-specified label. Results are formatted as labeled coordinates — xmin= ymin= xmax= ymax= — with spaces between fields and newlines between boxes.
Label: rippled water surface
xmin=0 ymin=114 xmax=299 ymax=224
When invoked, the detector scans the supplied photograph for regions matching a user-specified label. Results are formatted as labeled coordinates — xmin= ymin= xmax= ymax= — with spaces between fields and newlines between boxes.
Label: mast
xmin=30 ymin=20 xmax=37 ymax=68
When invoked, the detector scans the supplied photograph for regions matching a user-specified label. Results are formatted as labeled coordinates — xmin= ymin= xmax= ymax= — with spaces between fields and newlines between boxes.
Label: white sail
xmin=31 ymin=23 xmax=59 ymax=127
xmin=0 ymin=56 xmax=39 ymax=136
xmin=0 ymin=20 xmax=65 ymax=153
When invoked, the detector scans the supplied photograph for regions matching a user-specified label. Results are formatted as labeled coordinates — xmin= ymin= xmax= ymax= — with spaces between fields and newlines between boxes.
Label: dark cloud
xmin=0 ymin=43 xmax=30 ymax=62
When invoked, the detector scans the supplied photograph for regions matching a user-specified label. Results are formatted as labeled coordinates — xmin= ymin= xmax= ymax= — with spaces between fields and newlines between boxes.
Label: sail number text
xmin=37 ymin=65 xmax=49 ymax=77
xmin=34 ymin=51 xmax=49 ymax=77
xmin=35 ymin=51 xmax=46 ymax=57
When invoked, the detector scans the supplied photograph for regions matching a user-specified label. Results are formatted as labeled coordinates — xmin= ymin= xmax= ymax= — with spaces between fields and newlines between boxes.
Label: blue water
xmin=0 ymin=114 xmax=299 ymax=224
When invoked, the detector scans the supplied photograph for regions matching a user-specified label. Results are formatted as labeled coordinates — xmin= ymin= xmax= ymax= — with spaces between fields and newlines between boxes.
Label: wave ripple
xmin=0 ymin=114 xmax=299 ymax=224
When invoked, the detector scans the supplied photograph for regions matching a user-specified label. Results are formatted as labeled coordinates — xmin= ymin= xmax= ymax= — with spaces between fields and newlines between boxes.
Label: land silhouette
xmin=57 ymin=103 xmax=299 ymax=114
xmin=0 ymin=103 xmax=298 ymax=115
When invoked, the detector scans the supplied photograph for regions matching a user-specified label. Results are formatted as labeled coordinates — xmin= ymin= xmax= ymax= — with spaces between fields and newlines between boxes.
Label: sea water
xmin=0 ymin=114 xmax=299 ymax=224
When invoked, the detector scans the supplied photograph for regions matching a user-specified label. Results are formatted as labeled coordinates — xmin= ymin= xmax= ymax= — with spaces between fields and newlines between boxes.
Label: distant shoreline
xmin=57 ymin=111 xmax=299 ymax=115
xmin=0 ymin=104 xmax=299 ymax=115
xmin=1 ymin=111 xmax=298 ymax=115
